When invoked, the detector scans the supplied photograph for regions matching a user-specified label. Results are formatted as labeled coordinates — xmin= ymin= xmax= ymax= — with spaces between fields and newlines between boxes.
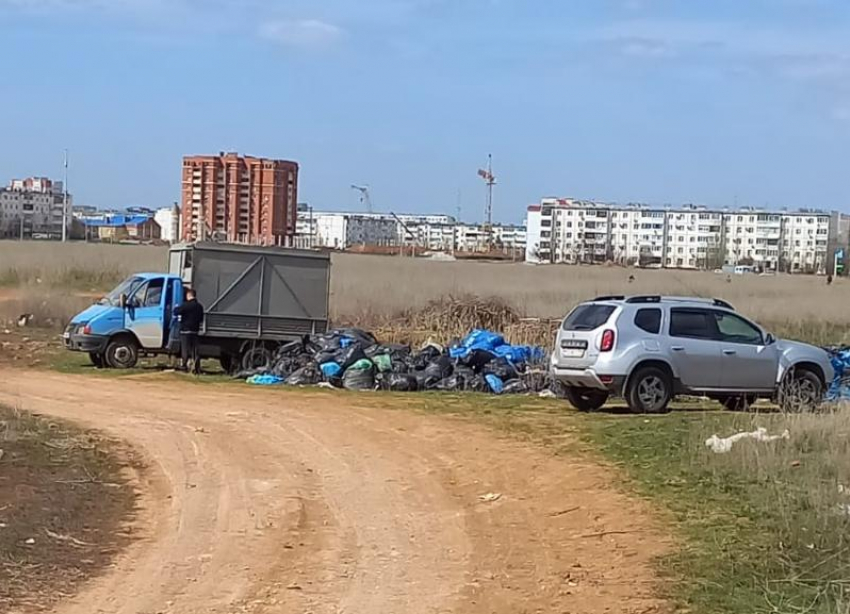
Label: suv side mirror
xmin=765 ymin=333 xmax=776 ymax=346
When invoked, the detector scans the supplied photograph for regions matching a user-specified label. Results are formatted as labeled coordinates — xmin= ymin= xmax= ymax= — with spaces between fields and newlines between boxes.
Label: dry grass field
xmin=1 ymin=241 xmax=848 ymax=345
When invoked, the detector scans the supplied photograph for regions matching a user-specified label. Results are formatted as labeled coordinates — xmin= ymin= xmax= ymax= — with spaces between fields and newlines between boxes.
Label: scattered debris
xmin=17 ymin=313 xmax=34 ymax=327
xmin=478 ymin=492 xmax=502 ymax=503
xmin=705 ymin=428 xmax=791 ymax=454
xmin=25 ymin=537 xmax=36 ymax=545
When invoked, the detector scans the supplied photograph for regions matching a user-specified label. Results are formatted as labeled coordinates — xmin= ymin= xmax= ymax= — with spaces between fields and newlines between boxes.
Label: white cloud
xmin=259 ymin=19 xmax=343 ymax=48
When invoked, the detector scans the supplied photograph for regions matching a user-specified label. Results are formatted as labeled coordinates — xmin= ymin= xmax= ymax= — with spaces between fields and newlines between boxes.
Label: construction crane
xmin=350 ymin=184 xmax=373 ymax=214
xmin=477 ymin=155 xmax=496 ymax=251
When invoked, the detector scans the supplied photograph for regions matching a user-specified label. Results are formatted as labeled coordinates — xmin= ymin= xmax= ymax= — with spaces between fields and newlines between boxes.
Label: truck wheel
xmin=564 ymin=387 xmax=609 ymax=412
xmin=104 ymin=337 xmax=139 ymax=369
xmin=626 ymin=366 xmax=673 ymax=414
xmin=88 ymin=352 xmax=104 ymax=368
xmin=778 ymin=369 xmax=823 ymax=413
xmin=241 ymin=347 xmax=273 ymax=372
xmin=721 ymin=395 xmax=757 ymax=412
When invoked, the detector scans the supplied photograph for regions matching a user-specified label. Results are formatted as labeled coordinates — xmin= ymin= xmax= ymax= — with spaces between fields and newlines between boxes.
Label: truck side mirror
xmin=119 ymin=293 xmax=128 ymax=309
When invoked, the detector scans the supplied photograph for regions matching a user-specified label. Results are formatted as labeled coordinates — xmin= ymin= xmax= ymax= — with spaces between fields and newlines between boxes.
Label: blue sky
xmin=2 ymin=0 xmax=850 ymax=223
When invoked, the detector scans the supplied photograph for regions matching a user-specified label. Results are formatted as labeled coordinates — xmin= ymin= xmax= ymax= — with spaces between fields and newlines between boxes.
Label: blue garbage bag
xmin=450 ymin=330 xmax=505 ymax=360
xmin=485 ymin=373 xmax=504 ymax=394
xmin=491 ymin=344 xmax=546 ymax=365
xmin=320 ymin=362 xmax=343 ymax=378
xmin=247 ymin=374 xmax=284 ymax=386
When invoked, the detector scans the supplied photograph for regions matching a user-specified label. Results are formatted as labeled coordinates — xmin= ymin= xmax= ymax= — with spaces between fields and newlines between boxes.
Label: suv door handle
xmin=723 ymin=349 xmax=737 ymax=355
xmin=671 ymin=346 xmax=685 ymax=351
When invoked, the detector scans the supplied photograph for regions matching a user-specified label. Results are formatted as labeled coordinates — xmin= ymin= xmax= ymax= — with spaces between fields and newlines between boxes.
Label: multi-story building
xmin=526 ymin=198 xmax=835 ymax=273
xmin=0 ymin=177 xmax=70 ymax=239
xmin=181 ymin=152 xmax=298 ymax=245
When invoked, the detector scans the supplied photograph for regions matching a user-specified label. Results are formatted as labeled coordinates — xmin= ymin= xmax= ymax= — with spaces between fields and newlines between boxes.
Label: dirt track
xmin=0 ymin=370 xmax=669 ymax=614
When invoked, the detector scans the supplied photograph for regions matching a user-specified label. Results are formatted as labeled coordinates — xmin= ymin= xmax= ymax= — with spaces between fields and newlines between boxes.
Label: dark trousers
xmin=180 ymin=332 xmax=200 ymax=373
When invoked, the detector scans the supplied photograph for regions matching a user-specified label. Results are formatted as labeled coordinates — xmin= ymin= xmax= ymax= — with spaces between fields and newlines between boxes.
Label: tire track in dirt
xmin=0 ymin=370 xmax=671 ymax=614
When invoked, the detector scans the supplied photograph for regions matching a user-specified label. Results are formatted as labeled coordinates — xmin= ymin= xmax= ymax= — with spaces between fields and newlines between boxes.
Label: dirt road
xmin=0 ymin=370 xmax=669 ymax=614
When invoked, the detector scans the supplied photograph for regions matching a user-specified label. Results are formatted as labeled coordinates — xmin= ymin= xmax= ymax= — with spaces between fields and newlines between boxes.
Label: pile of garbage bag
xmin=241 ymin=328 xmax=558 ymax=396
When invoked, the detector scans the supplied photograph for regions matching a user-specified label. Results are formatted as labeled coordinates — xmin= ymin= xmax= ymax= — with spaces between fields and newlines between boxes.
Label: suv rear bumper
xmin=551 ymin=367 xmax=625 ymax=393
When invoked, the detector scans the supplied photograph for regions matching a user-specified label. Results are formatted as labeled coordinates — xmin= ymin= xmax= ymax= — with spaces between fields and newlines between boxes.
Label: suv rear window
xmin=634 ymin=308 xmax=661 ymax=334
xmin=563 ymin=304 xmax=616 ymax=331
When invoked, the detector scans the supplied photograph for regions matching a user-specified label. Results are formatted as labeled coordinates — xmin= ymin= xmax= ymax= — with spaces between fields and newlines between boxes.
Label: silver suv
xmin=550 ymin=295 xmax=834 ymax=413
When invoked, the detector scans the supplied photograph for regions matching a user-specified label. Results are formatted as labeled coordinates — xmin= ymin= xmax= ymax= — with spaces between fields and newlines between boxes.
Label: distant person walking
xmin=175 ymin=288 xmax=204 ymax=374
xmin=827 ymin=274 xmax=834 ymax=286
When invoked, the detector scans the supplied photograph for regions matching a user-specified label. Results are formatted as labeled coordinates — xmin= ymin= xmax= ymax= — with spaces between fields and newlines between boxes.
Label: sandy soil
xmin=0 ymin=370 xmax=671 ymax=614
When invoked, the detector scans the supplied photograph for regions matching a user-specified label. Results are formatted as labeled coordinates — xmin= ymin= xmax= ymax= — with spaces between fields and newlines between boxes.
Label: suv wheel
xmin=104 ymin=337 xmax=139 ymax=369
xmin=626 ymin=367 xmax=673 ymax=414
xmin=778 ymin=369 xmax=824 ymax=413
xmin=564 ymin=387 xmax=609 ymax=412
xmin=721 ymin=395 xmax=758 ymax=412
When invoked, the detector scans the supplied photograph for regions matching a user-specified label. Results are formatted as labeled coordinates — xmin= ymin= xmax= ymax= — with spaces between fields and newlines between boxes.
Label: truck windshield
xmin=100 ymin=276 xmax=145 ymax=306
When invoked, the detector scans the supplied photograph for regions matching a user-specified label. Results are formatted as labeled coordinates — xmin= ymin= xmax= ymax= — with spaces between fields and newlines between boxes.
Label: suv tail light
xmin=600 ymin=329 xmax=615 ymax=352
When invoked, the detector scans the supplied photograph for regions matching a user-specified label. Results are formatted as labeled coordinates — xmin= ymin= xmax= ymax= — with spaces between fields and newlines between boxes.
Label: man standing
xmin=175 ymin=288 xmax=204 ymax=374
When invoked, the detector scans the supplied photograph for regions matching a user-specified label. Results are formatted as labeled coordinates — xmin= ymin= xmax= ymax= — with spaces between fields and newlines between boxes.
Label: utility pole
xmin=62 ymin=149 xmax=69 ymax=242
xmin=477 ymin=155 xmax=496 ymax=251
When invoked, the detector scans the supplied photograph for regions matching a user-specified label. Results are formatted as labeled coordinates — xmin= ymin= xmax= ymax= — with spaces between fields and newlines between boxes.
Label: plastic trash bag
xmin=502 ymin=379 xmax=529 ymax=395
xmin=334 ymin=345 xmax=367 ymax=370
xmin=466 ymin=374 xmax=491 ymax=393
xmin=434 ymin=375 xmax=465 ymax=391
xmin=485 ymin=374 xmax=505 ymax=394
xmin=371 ymin=353 xmax=393 ymax=373
xmin=491 ymin=344 xmax=546 ymax=365
xmin=275 ymin=340 xmax=304 ymax=359
xmin=483 ymin=357 xmax=518 ymax=381
xmin=320 ymin=362 xmax=342 ymax=379
xmin=343 ymin=362 xmax=375 ymax=391
xmin=424 ymin=355 xmax=453 ymax=381
xmin=380 ymin=373 xmax=419 ymax=392
xmin=247 ymin=374 xmax=284 ymax=386
xmin=285 ymin=365 xmax=322 ymax=386
xmin=459 ymin=349 xmax=497 ymax=373
xmin=449 ymin=329 xmax=505 ymax=359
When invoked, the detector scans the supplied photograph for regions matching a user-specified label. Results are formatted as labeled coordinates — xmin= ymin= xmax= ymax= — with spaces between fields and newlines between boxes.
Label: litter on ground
xmin=242 ymin=328 xmax=557 ymax=397
xmin=705 ymin=427 xmax=791 ymax=454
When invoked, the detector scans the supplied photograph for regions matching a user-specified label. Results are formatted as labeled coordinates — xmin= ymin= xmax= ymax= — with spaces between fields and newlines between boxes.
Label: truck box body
xmin=169 ymin=242 xmax=331 ymax=340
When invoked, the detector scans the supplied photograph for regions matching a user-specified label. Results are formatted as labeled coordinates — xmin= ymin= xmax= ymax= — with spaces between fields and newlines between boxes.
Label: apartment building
xmin=527 ymin=198 xmax=834 ymax=273
xmin=0 ymin=177 xmax=70 ymax=239
xmin=181 ymin=152 xmax=298 ymax=245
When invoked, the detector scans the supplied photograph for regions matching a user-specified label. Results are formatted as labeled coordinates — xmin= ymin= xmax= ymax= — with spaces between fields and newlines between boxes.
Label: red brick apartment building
xmin=181 ymin=152 xmax=298 ymax=245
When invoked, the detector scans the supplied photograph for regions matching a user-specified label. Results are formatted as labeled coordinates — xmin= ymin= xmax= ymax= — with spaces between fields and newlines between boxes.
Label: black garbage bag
xmin=285 ymin=364 xmax=322 ymax=386
xmin=453 ymin=365 xmax=476 ymax=381
xmin=343 ymin=363 xmax=376 ymax=391
xmin=502 ymin=379 xmax=529 ymax=395
xmin=483 ymin=357 xmax=519 ymax=381
xmin=335 ymin=328 xmax=377 ymax=349
xmin=334 ymin=345 xmax=367 ymax=370
xmin=409 ymin=345 xmax=442 ymax=371
xmin=414 ymin=371 xmax=430 ymax=390
xmin=365 ymin=343 xmax=411 ymax=359
xmin=310 ymin=332 xmax=343 ymax=353
xmin=391 ymin=359 xmax=411 ymax=374
xmin=465 ymin=374 xmax=491 ymax=393
xmin=459 ymin=349 xmax=497 ymax=373
xmin=434 ymin=374 xmax=465 ymax=391
xmin=380 ymin=373 xmax=419 ymax=392
xmin=314 ymin=350 xmax=338 ymax=365
xmin=424 ymin=355 xmax=453 ymax=381
xmin=271 ymin=358 xmax=297 ymax=378
xmin=275 ymin=340 xmax=304 ymax=359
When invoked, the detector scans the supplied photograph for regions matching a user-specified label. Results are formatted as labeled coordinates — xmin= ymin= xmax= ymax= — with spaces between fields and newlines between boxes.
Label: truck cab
xmin=64 ymin=273 xmax=184 ymax=368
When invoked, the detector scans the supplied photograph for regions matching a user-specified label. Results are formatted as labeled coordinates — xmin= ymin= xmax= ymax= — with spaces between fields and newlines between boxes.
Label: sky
xmin=2 ymin=0 xmax=850 ymax=223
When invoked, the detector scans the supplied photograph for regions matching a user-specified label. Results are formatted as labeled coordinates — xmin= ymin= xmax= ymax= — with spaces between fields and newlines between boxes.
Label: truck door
xmin=125 ymin=277 xmax=166 ymax=349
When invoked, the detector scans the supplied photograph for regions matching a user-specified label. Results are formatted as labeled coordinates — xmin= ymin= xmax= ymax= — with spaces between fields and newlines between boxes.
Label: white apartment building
xmin=154 ymin=205 xmax=182 ymax=243
xmin=0 ymin=177 xmax=70 ymax=239
xmin=526 ymin=198 xmax=833 ymax=273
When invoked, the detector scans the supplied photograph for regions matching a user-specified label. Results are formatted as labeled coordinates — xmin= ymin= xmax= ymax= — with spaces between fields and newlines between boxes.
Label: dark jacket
xmin=175 ymin=298 xmax=204 ymax=334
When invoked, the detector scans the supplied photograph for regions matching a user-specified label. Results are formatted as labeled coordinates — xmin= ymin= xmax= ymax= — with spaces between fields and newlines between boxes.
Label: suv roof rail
xmin=625 ymin=295 xmax=662 ymax=304
xmin=713 ymin=298 xmax=735 ymax=310
xmin=593 ymin=295 xmax=626 ymax=302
